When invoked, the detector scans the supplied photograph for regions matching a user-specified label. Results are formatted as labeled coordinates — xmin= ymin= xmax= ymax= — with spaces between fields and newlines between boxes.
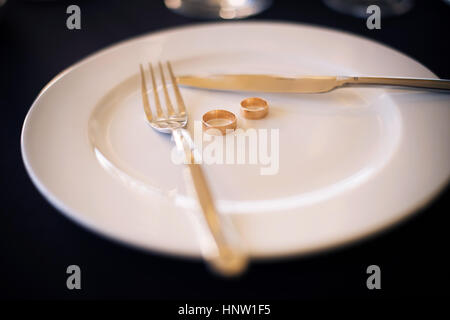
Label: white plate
xmin=21 ymin=22 xmax=450 ymax=258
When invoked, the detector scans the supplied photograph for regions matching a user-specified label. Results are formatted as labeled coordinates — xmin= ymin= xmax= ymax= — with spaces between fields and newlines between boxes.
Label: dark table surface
xmin=0 ymin=0 xmax=449 ymax=300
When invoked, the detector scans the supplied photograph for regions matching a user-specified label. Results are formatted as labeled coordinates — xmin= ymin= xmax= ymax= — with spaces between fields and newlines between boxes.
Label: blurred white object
xmin=22 ymin=23 xmax=450 ymax=258
xmin=323 ymin=0 xmax=414 ymax=18
xmin=165 ymin=0 xmax=272 ymax=19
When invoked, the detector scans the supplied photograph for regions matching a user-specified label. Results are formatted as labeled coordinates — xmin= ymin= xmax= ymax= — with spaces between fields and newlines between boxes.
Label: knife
xmin=176 ymin=74 xmax=450 ymax=93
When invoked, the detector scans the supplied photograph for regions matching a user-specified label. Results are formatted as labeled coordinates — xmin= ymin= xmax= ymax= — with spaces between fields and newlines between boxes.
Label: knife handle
xmin=344 ymin=76 xmax=450 ymax=90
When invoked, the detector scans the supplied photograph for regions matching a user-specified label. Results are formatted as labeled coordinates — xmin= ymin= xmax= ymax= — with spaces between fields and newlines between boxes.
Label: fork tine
xmin=158 ymin=62 xmax=176 ymax=117
xmin=139 ymin=64 xmax=152 ymax=122
xmin=167 ymin=61 xmax=186 ymax=116
xmin=149 ymin=63 xmax=165 ymax=119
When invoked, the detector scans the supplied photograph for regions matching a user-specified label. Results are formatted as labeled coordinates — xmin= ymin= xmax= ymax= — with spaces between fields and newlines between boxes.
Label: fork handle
xmin=173 ymin=128 xmax=248 ymax=276
xmin=343 ymin=76 xmax=450 ymax=90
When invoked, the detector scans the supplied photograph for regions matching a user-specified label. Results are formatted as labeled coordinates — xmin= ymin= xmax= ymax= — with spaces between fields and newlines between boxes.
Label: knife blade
xmin=176 ymin=74 xmax=450 ymax=93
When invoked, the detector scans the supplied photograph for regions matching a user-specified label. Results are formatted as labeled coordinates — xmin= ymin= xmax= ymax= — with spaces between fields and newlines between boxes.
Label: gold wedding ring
xmin=202 ymin=109 xmax=237 ymax=135
xmin=240 ymin=97 xmax=269 ymax=120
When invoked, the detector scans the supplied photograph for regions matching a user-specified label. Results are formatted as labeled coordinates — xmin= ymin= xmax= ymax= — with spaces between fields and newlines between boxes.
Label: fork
xmin=139 ymin=62 xmax=248 ymax=276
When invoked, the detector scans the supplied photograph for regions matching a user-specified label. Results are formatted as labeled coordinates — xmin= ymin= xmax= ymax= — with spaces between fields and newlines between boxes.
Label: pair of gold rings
xmin=202 ymin=97 xmax=269 ymax=135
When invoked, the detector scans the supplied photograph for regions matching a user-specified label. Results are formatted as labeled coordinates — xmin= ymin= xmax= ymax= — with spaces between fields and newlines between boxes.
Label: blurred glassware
xmin=323 ymin=0 xmax=414 ymax=18
xmin=165 ymin=0 xmax=272 ymax=19
xmin=0 ymin=0 xmax=6 ymax=22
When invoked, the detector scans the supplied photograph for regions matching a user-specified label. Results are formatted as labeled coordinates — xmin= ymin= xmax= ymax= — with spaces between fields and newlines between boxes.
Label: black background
xmin=0 ymin=0 xmax=449 ymax=301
